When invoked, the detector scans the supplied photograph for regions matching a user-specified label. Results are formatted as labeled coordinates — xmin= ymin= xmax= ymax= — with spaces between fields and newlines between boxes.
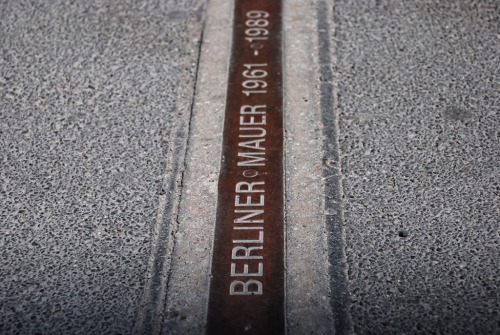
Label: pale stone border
xmin=162 ymin=0 xmax=233 ymax=333
xmin=284 ymin=0 xmax=335 ymax=334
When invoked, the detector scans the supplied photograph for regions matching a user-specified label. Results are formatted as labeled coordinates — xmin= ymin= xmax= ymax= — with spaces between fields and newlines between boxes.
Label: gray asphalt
xmin=332 ymin=1 xmax=499 ymax=333
xmin=1 ymin=0 xmax=499 ymax=334
xmin=1 ymin=0 xmax=204 ymax=333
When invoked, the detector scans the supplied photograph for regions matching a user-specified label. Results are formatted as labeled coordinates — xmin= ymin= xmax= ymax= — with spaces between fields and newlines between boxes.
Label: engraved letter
xmin=229 ymin=280 xmax=263 ymax=295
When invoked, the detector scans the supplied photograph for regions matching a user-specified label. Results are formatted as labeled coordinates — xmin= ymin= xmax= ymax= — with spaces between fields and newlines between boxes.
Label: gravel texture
xmin=332 ymin=0 xmax=499 ymax=333
xmin=0 ymin=1 xmax=204 ymax=333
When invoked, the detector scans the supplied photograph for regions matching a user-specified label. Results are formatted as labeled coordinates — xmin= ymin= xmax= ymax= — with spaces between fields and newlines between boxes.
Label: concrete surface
xmin=0 ymin=0 xmax=498 ymax=334
xmin=162 ymin=0 xmax=231 ymax=332
xmin=284 ymin=0 xmax=335 ymax=333
xmin=331 ymin=0 xmax=499 ymax=333
xmin=1 ymin=0 xmax=205 ymax=333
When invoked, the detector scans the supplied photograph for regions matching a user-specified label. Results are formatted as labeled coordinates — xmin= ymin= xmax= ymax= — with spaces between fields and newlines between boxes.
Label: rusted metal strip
xmin=206 ymin=0 xmax=284 ymax=334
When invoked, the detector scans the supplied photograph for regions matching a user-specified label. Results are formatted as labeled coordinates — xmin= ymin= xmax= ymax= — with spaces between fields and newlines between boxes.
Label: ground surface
xmin=334 ymin=1 xmax=499 ymax=334
xmin=1 ymin=1 xmax=204 ymax=333
xmin=1 ymin=0 xmax=498 ymax=334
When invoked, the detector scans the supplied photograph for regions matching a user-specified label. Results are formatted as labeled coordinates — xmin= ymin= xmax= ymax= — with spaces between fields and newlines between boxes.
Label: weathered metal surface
xmin=206 ymin=0 xmax=284 ymax=334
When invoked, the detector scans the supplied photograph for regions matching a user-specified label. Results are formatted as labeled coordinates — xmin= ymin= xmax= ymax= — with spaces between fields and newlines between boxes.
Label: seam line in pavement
xmin=317 ymin=1 xmax=353 ymax=334
xmin=159 ymin=13 xmax=208 ymax=334
xmin=132 ymin=11 xmax=207 ymax=335
xmin=162 ymin=0 xmax=234 ymax=331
